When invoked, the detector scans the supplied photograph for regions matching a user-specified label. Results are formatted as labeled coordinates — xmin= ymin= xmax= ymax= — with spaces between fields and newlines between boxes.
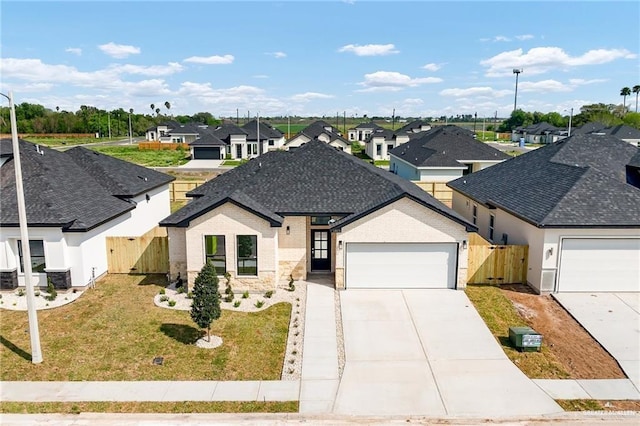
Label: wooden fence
xmin=413 ymin=182 xmax=453 ymax=207
xmin=139 ymin=142 xmax=188 ymax=150
xmin=106 ymin=227 xmax=169 ymax=274
xmin=467 ymin=234 xmax=528 ymax=284
xmin=170 ymin=180 xmax=205 ymax=201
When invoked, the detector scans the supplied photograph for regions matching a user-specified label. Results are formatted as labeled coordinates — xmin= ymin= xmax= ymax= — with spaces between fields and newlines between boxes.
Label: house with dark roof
xmin=396 ymin=120 xmax=432 ymax=134
xmin=160 ymin=140 xmax=475 ymax=291
xmin=284 ymin=120 xmax=351 ymax=153
xmin=511 ymin=122 xmax=567 ymax=144
xmin=388 ymin=126 xmax=509 ymax=205
xmin=364 ymin=121 xmax=433 ymax=161
xmin=347 ymin=122 xmax=384 ymax=142
xmin=241 ymin=119 xmax=286 ymax=153
xmin=0 ymin=140 xmax=174 ymax=290
xmin=448 ymin=134 xmax=640 ymax=293
xmin=594 ymin=124 xmax=640 ymax=147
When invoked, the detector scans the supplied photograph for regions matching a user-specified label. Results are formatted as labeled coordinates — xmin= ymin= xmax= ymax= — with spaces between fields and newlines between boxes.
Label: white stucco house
xmin=448 ymin=133 xmax=640 ymax=293
xmin=511 ymin=122 xmax=566 ymax=144
xmin=284 ymin=121 xmax=351 ymax=153
xmin=364 ymin=120 xmax=433 ymax=161
xmin=0 ymin=140 xmax=174 ymax=290
xmin=160 ymin=140 xmax=476 ymax=291
xmin=347 ymin=122 xmax=383 ymax=142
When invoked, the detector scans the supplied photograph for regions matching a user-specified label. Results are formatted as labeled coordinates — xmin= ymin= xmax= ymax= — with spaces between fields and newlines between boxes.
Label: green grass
xmin=374 ymin=160 xmax=390 ymax=166
xmin=0 ymin=401 xmax=298 ymax=414
xmin=89 ymin=146 xmax=190 ymax=167
xmin=171 ymin=200 xmax=187 ymax=213
xmin=24 ymin=137 xmax=112 ymax=147
xmin=222 ymin=159 xmax=248 ymax=166
xmin=272 ymin=124 xmax=306 ymax=137
xmin=0 ymin=274 xmax=291 ymax=381
xmin=465 ymin=285 xmax=570 ymax=379
xmin=505 ymin=150 xmax=524 ymax=157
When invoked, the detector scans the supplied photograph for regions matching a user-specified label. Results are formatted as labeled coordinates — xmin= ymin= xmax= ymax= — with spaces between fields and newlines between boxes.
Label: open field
xmin=0 ymin=274 xmax=291 ymax=381
xmin=89 ymin=146 xmax=190 ymax=167
xmin=23 ymin=136 xmax=114 ymax=147
xmin=465 ymin=284 xmax=625 ymax=379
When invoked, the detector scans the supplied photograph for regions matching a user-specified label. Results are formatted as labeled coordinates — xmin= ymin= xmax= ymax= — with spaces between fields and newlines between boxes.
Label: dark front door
xmin=311 ymin=230 xmax=331 ymax=271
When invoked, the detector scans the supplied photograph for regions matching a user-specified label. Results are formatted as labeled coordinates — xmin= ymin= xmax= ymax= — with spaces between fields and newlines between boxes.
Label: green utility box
xmin=509 ymin=326 xmax=542 ymax=352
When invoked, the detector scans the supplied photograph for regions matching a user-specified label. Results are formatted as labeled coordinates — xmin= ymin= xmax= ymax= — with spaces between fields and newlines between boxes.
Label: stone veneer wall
xmin=0 ymin=269 xmax=18 ymax=290
xmin=46 ymin=270 xmax=72 ymax=290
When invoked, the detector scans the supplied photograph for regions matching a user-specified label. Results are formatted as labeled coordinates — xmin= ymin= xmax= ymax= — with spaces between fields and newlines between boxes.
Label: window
xmin=376 ymin=144 xmax=382 ymax=156
xmin=311 ymin=216 xmax=332 ymax=225
xmin=489 ymin=214 xmax=495 ymax=241
xmin=237 ymin=235 xmax=257 ymax=276
xmin=268 ymin=140 xmax=275 ymax=146
xmin=387 ymin=144 xmax=394 ymax=154
xmin=204 ymin=235 xmax=226 ymax=274
xmin=236 ymin=144 xmax=242 ymax=158
xmin=472 ymin=204 xmax=478 ymax=225
xmin=17 ymin=240 xmax=46 ymax=273
xmin=462 ymin=163 xmax=472 ymax=176
xmin=248 ymin=143 xmax=258 ymax=155
xmin=159 ymin=130 xmax=166 ymax=137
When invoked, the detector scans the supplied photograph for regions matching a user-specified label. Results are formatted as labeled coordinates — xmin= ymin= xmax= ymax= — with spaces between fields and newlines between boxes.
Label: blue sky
xmin=1 ymin=1 xmax=638 ymax=119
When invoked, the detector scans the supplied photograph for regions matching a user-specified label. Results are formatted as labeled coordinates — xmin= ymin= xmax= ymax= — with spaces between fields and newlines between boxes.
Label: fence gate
xmin=467 ymin=235 xmax=528 ymax=284
xmin=106 ymin=227 xmax=169 ymax=273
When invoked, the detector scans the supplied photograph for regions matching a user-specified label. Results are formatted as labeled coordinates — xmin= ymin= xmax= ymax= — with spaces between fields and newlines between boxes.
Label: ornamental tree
xmin=190 ymin=261 xmax=221 ymax=342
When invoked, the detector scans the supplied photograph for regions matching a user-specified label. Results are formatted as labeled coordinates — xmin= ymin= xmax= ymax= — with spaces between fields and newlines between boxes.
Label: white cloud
xmin=338 ymin=43 xmax=399 ymax=56
xmin=183 ymin=54 xmax=234 ymax=65
xmin=357 ymin=71 xmax=442 ymax=92
xmin=519 ymin=80 xmax=572 ymax=93
xmin=422 ymin=63 xmax=442 ymax=71
xmin=253 ymin=74 xmax=269 ymax=79
xmin=65 ymin=47 xmax=82 ymax=56
xmin=98 ymin=42 xmax=140 ymax=59
xmin=176 ymin=82 xmax=286 ymax=116
xmin=495 ymin=36 xmax=510 ymax=42
xmin=440 ymin=87 xmax=511 ymax=97
xmin=291 ymin=92 xmax=334 ymax=102
xmin=516 ymin=34 xmax=534 ymax=41
xmin=568 ymin=78 xmax=608 ymax=86
xmin=481 ymin=34 xmax=534 ymax=43
xmin=266 ymin=51 xmax=287 ymax=59
xmin=481 ymin=47 xmax=636 ymax=77
xmin=110 ymin=62 xmax=184 ymax=77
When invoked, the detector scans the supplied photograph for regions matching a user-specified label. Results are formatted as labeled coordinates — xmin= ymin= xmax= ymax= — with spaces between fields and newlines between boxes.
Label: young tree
xmin=190 ymin=261 xmax=221 ymax=342
xmin=633 ymin=85 xmax=640 ymax=113
xmin=620 ymin=87 xmax=631 ymax=113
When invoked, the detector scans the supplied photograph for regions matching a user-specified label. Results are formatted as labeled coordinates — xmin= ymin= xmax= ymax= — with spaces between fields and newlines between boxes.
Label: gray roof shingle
xmin=1 ymin=140 xmax=174 ymax=231
xmin=242 ymin=120 xmax=284 ymax=140
xmin=447 ymin=134 xmax=640 ymax=228
xmin=389 ymin=125 xmax=509 ymax=167
xmin=161 ymin=140 xmax=475 ymax=231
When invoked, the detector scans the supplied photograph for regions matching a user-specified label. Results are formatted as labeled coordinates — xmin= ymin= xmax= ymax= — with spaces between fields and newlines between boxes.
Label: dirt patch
xmin=557 ymin=399 xmax=640 ymax=411
xmin=500 ymin=284 xmax=626 ymax=379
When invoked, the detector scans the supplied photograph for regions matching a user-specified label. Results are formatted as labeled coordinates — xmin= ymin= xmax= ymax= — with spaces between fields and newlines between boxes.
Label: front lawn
xmin=89 ymin=146 xmax=190 ymax=167
xmin=465 ymin=284 xmax=569 ymax=378
xmin=0 ymin=274 xmax=290 ymax=381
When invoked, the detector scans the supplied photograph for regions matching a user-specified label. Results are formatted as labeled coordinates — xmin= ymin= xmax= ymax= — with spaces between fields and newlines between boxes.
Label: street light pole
xmin=568 ymin=107 xmax=573 ymax=137
xmin=513 ymin=68 xmax=523 ymax=111
xmin=1 ymin=91 xmax=43 ymax=364
xmin=128 ymin=108 xmax=133 ymax=145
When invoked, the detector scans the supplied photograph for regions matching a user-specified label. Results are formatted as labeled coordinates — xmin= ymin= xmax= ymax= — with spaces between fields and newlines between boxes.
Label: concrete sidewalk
xmin=534 ymin=379 xmax=640 ymax=400
xmin=298 ymin=278 xmax=340 ymax=414
xmin=0 ymin=380 xmax=299 ymax=402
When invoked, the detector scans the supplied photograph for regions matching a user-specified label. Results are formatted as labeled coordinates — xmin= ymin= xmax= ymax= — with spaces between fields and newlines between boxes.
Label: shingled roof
xmin=242 ymin=119 xmax=284 ymax=140
xmin=447 ymin=134 xmax=640 ymax=228
xmin=160 ymin=140 xmax=475 ymax=231
xmin=389 ymin=125 xmax=509 ymax=167
xmin=1 ymin=140 xmax=174 ymax=231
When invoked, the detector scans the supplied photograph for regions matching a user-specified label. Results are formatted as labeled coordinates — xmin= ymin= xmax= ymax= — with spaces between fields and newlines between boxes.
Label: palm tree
xmin=164 ymin=101 xmax=171 ymax=116
xmin=155 ymin=108 xmax=160 ymax=116
xmin=620 ymin=87 xmax=631 ymax=113
xmin=633 ymin=85 xmax=640 ymax=113
xmin=150 ymin=103 xmax=155 ymax=116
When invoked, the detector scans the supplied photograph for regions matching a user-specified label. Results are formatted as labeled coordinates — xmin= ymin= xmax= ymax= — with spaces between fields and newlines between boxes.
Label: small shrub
xmin=255 ymin=300 xmax=264 ymax=308
xmin=17 ymin=288 xmax=25 ymax=297
xmin=0 ymin=294 xmax=2 ymax=299
xmin=45 ymin=278 xmax=57 ymax=301
xmin=292 ymin=349 xmax=298 ymax=355
xmin=233 ymin=300 xmax=241 ymax=308
xmin=186 ymin=291 xmax=193 ymax=299
xmin=287 ymin=274 xmax=296 ymax=291
xmin=168 ymin=300 xmax=176 ymax=307
xmin=288 ymin=359 xmax=295 ymax=364
xmin=288 ymin=368 xmax=294 ymax=374
xmin=159 ymin=295 xmax=169 ymax=302
xmin=159 ymin=288 xmax=166 ymax=295
xmin=223 ymin=295 xmax=233 ymax=303
xmin=265 ymin=290 xmax=273 ymax=298
xmin=177 ymin=286 xmax=186 ymax=294
xmin=242 ymin=291 xmax=249 ymax=299
xmin=72 ymin=288 xmax=77 ymax=293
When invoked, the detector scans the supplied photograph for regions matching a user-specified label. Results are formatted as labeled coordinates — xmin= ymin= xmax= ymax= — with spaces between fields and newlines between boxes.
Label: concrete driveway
xmin=554 ymin=292 xmax=640 ymax=391
xmin=179 ymin=159 xmax=223 ymax=169
xmin=334 ymin=289 xmax=562 ymax=417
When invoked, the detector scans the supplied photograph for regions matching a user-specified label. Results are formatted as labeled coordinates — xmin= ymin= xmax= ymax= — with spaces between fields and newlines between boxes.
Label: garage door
xmin=193 ymin=147 xmax=220 ymax=159
xmin=345 ymin=243 xmax=457 ymax=289
xmin=557 ymin=238 xmax=640 ymax=292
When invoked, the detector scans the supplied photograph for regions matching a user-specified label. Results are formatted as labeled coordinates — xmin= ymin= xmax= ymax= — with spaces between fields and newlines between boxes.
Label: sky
xmin=1 ymin=1 xmax=638 ymax=119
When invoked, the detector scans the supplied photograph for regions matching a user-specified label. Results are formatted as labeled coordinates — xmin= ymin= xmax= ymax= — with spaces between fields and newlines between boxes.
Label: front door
xmin=311 ymin=230 xmax=331 ymax=271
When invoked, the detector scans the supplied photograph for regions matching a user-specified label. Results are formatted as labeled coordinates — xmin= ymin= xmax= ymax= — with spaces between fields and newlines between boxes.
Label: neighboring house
xmin=146 ymin=121 xmax=206 ymax=144
xmin=364 ymin=120 xmax=433 ymax=161
xmin=595 ymin=124 xmax=640 ymax=147
xmin=511 ymin=122 xmax=566 ymax=144
xmin=0 ymin=140 xmax=174 ymax=290
xmin=572 ymin=122 xmax=607 ymax=136
xmin=389 ymin=125 xmax=509 ymax=182
xmin=448 ymin=134 xmax=640 ymax=294
xmin=211 ymin=123 xmax=250 ymax=159
xmin=284 ymin=120 xmax=351 ymax=153
xmin=241 ymin=119 xmax=286 ymax=153
xmin=189 ymin=133 xmax=227 ymax=160
xmin=160 ymin=140 xmax=475 ymax=291
xmin=347 ymin=122 xmax=383 ymax=142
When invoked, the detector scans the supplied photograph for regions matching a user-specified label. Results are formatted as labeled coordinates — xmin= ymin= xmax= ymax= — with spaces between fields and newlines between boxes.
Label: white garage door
xmin=345 ymin=243 xmax=457 ymax=289
xmin=558 ymin=238 xmax=640 ymax=292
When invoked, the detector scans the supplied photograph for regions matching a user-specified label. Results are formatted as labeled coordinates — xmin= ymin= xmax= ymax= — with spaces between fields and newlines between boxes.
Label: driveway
xmin=334 ymin=289 xmax=561 ymax=417
xmin=179 ymin=159 xmax=224 ymax=169
xmin=554 ymin=292 xmax=640 ymax=391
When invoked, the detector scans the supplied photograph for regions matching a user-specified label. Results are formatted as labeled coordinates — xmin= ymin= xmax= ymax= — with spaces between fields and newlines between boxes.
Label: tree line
xmin=0 ymin=103 xmax=221 ymax=136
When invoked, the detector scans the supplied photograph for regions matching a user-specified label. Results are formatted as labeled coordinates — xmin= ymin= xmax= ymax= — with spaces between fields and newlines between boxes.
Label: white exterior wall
xmin=182 ymin=202 xmax=278 ymax=291
xmin=469 ymin=160 xmax=504 ymax=172
xmin=329 ymin=140 xmax=352 ymax=154
xmin=451 ymin=191 xmax=640 ymax=293
xmin=106 ymin=185 xmax=170 ymax=237
xmin=284 ymin=134 xmax=311 ymax=150
xmin=419 ymin=168 xmax=465 ymax=182
xmin=335 ymin=198 xmax=469 ymax=289
xmin=278 ymin=216 xmax=307 ymax=280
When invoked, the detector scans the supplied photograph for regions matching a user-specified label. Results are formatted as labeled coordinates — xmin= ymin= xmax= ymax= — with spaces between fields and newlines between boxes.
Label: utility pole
xmin=513 ymin=68 xmax=523 ymax=111
xmin=256 ymin=112 xmax=260 ymax=156
xmin=128 ymin=108 xmax=134 ymax=144
xmin=107 ymin=113 xmax=111 ymax=139
xmin=343 ymin=111 xmax=346 ymax=134
xmin=236 ymin=108 xmax=239 ymax=125
xmin=1 ymin=91 xmax=43 ymax=364
xmin=494 ymin=111 xmax=498 ymax=141
xmin=392 ymin=108 xmax=395 ymax=130
xmin=473 ymin=112 xmax=477 ymax=134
